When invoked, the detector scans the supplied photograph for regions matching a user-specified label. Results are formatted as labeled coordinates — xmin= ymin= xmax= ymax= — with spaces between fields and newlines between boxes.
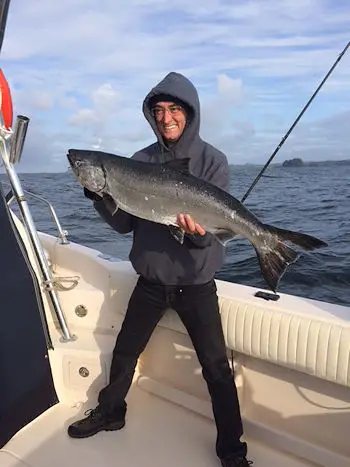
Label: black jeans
xmin=98 ymin=276 xmax=247 ymax=460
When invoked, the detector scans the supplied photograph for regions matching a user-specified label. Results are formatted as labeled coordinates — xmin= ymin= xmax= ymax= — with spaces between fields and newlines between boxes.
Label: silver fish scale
xmin=104 ymin=159 xmax=259 ymax=240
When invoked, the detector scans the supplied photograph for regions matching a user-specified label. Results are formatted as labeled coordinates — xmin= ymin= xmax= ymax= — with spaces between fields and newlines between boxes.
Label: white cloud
xmin=69 ymin=84 xmax=120 ymax=125
xmin=92 ymin=84 xmax=119 ymax=109
xmin=217 ymin=75 xmax=244 ymax=102
xmin=12 ymin=90 xmax=53 ymax=112
xmin=69 ymin=109 xmax=99 ymax=126
xmin=0 ymin=0 xmax=349 ymax=171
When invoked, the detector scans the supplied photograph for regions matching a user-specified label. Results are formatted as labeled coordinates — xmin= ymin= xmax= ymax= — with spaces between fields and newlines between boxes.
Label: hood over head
xmin=143 ymin=72 xmax=201 ymax=155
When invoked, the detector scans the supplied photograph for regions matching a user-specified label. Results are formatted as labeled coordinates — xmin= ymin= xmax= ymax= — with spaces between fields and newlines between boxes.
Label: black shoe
xmin=221 ymin=456 xmax=253 ymax=467
xmin=67 ymin=406 xmax=125 ymax=438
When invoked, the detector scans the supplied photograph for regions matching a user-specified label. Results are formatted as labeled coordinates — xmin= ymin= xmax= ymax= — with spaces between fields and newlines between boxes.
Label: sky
xmin=1 ymin=0 xmax=349 ymax=172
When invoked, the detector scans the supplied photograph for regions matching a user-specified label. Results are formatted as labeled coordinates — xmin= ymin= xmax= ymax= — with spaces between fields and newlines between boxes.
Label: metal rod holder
xmin=0 ymin=117 xmax=75 ymax=342
xmin=9 ymin=115 xmax=29 ymax=164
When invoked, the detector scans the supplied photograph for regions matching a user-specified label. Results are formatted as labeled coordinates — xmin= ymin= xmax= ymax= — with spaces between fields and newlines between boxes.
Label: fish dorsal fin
xmin=163 ymin=158 xmax=190 ymax=174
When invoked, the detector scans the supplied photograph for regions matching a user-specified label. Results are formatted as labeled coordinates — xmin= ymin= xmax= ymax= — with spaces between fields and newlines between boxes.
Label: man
xmin=68 ymin=72 xmax=252 ymax=467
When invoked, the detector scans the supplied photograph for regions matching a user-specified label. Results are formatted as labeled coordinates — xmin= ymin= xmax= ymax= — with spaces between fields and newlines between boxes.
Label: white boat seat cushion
xmin=217 ymin=281 xmax=350 ymax=388
xmin=144 ymin=280 xmax=350 ymax=389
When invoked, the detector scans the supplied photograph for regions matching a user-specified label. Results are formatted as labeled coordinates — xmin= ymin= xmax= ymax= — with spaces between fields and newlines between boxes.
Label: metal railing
xmin=2 ymin=181 xmax=69 ymax=245
xmin=0 ymin=115 xmax=75 ymax=342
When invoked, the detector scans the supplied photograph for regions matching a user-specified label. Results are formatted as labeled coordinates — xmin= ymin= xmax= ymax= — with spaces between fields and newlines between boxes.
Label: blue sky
xmin=1 ymin=0 xmax=350 ymax=172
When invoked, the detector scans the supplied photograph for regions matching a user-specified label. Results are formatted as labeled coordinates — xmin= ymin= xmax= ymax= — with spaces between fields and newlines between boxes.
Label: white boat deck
xmin=2 ymin=228 xmax=348 ymax=467
xmin=1 ymin=385 xmax=316 ymax=467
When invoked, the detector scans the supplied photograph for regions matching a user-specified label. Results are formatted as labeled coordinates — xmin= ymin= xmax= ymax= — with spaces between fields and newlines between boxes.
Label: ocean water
xmin=1 ymin=163 xmax=349 ymax=308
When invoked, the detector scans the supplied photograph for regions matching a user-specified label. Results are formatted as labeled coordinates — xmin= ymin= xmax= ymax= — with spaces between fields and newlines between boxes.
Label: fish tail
xmin=264 ymin=224 xmax=328 ymax=251
xmin=255 ymin=242 xmax=299 ymax=293
xmin=255 ymin=225 xmax=327 ymax=292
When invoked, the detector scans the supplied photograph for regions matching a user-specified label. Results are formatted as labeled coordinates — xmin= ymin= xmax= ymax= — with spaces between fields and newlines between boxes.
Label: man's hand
xmin=177 ymin=214 xmax=206 ymax=236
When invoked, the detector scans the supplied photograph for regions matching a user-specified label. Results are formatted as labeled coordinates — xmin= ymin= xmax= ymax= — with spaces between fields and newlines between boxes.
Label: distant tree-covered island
xmin=282 ymin=158 xmax=304 ymax=167
xmin=281 ymin=158 xmax=350 ymax=167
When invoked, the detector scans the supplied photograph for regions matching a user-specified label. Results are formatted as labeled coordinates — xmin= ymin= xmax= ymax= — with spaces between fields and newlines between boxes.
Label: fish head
xmin=67 ymin=149 xmax=106 ymax=193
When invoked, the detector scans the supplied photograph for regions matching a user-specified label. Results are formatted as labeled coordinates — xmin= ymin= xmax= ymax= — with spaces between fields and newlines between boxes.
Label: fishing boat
xmin=1 ymin=2 xmax=349 ymax=466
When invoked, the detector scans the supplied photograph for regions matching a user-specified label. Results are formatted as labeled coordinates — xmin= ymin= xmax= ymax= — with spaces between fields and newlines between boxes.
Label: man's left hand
xmin=177 ymin=214 xmax=206 ymax=236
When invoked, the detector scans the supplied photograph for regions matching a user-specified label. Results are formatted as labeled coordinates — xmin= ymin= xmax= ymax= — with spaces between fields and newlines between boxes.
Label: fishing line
xmin=241 ymin=41 xmax=350 ymax=203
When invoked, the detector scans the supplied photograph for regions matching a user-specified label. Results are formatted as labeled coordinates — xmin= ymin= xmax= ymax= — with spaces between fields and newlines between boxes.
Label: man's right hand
xmin=83 ymin=188 xmax=102 ymax=201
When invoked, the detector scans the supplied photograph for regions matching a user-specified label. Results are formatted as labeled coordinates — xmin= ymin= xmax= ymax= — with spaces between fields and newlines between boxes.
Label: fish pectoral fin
xmin=168 ymin=225 xmax=185 ymax=244
xmin=163 ymin=158 xmax=190 ymax=174
xmin=102 ymin=194 xmax=118 ymax=215
xmin=213 ymin=229 xmax=236 ymax=246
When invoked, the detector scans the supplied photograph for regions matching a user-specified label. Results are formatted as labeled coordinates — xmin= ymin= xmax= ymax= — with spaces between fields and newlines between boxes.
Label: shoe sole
xmin=68 ymin=420 xmax=125 ymax=439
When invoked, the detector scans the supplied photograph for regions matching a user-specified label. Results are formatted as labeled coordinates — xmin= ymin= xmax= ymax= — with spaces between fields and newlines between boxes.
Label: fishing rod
xmin=0 ymin=0 xmax=11 ymax=54
xmin=241 ymin=40 xmax=350 ymax=203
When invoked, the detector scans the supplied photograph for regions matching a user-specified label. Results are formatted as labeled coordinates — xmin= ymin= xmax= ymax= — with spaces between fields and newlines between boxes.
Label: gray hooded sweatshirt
xmin=94 ymin=72 xmax=230 ymax=285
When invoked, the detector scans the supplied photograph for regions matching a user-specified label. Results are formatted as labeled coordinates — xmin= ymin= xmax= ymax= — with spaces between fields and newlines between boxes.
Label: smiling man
xmin=153 ymin=101 xmax=187 ymax=141
xmin=68 ymin=72 xmax=252 ymax=467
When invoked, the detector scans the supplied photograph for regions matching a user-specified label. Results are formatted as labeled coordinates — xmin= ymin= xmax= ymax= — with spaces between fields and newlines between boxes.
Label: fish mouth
xmin=67 ymin=150 xmax=76 ymax=164
xmin=67 ymin=155 xmax=74 ymax=170
xmin=67 ymin=149 xmax=78 ymax=163
xmin=66 ymin=150 xmax=84 ymax=176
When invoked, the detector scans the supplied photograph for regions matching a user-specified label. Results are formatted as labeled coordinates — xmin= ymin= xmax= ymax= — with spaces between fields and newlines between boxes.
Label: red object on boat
xmin=0 ymin=68 xmax=13 ymax=130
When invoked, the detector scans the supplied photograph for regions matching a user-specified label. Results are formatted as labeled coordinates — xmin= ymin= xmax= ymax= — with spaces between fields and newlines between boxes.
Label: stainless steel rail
xmin=2 ymin=181 xmax=69 ymax=245
xmin=0 ymin=116 xmax=75 ymax=342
